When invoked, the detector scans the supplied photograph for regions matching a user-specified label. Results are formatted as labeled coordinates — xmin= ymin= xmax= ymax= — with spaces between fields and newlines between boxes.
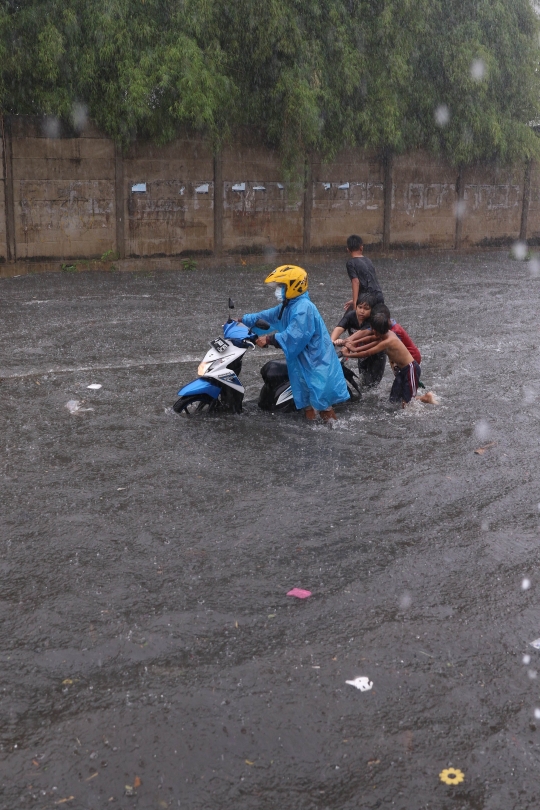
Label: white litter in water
xmin=512 ymin=241 xmax=528 ymax=261
xmin=65 ymin=400 xmax=93 ymax=414
xmin=523 ymin=655 xmax=531 ymax=665
xmin=535 ymin=708 xmax=540 ymax=720
xmin=87 ymin=383 xmax=102 ymax=390
xmin=435 ymin=104 xmax=450 ymax=126
xmin=529 ymin=639 xmax=540 ymax=650
xmin=522 ymin=578 xmax=531 ymax=591
xmin=346 ymin=677 xmax=373 ymax=691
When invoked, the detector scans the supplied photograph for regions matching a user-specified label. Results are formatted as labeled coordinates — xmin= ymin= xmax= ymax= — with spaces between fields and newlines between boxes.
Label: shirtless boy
xmin=342 ymin=310 xmax=435 ymax=406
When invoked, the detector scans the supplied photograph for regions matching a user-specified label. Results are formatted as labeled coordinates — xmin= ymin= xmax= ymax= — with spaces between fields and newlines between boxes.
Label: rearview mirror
xmin=254 ymin=319 xmax=270 ymax=330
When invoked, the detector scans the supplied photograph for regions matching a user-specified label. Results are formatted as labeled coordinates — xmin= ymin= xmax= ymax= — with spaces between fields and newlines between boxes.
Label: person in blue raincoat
xmin=241 ymin=265 xmax=349 ymax=421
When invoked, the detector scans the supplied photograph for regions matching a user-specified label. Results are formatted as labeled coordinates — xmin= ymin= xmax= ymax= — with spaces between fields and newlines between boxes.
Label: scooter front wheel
xmin=173 ymin=394 xmax=217 ymax=415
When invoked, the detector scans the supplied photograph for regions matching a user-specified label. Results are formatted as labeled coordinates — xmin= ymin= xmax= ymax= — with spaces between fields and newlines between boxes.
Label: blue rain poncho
xmin=242 ymin=292 xmax=349 ymax=411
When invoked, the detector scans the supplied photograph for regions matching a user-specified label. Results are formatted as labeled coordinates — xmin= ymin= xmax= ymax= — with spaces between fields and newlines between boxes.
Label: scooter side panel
xmin=178 ymin=379 xmax=221 ymax=398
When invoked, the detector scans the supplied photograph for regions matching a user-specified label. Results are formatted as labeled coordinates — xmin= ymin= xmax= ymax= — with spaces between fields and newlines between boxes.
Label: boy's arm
xmin=342 ymin=333 xmax=387 ymax=359
xmin=330 ymin=326 xmax=345 ymax=342
xmin=344 ymin=327 xmax=373 ymax=347
xmin=344 ymin=277 xmax=360 ymax=310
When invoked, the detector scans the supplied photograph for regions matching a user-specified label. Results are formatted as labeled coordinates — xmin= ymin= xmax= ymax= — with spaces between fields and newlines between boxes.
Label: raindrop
xmin=512 ymin=241 xmax=528 ymax=261
xmin=480 ymin=520 xmax=490 ymax=532
xmin=71 ymin=102 xmax=88 ymax=132
xmin=528 ymin=669 xmax=537 ymax=680
xmin=470 ymin=59 xmax=486 ymax=82
xmin=42 ymin=117 xmax=60 ymax=139
xmin=530 ymin=257 xmax=540 ymax=277
xmin=535 ymin=708 xmax=540 ymax=719
xmin=474 ymin=420 xmax=491 ymax=441
xmin=435 ymin=105 xmax=450 ymax=127
xmin=399 ymin=592 xmax=412 ymax=610
xmin=454 ymin=200 xmax=467 ymax=220
xmin=264 ymin=245 xmax=277 ymax=264
xmin=523 ymin=655 xmax=531 ymax=665
xmin=522 ymin=578 xmax=531 ymax=591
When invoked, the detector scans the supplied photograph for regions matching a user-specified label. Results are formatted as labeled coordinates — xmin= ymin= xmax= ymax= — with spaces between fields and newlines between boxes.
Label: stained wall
xmin=0 ymin=117 xmax=535 ymax=264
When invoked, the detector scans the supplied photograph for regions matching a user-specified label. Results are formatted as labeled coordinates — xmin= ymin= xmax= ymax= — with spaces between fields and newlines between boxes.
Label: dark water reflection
xmin=1 ymin=252 xmax=540 ymax=809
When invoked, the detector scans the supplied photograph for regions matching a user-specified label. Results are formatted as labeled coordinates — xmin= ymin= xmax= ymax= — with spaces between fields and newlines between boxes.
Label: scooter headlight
xmin=198 ymin=360 xmax=216 ymax=376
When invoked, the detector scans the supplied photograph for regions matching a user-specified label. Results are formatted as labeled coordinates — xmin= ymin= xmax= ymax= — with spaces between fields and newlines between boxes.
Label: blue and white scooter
xmin=173 ymin=301 xmax=284 ymax=415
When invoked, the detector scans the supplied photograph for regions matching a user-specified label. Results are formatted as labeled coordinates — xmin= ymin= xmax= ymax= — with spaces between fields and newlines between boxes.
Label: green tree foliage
xmin=0 ymin=0 xmax=539 ymax=166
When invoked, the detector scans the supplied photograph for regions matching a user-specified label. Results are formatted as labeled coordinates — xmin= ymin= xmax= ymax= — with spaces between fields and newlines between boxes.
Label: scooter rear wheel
xmin=173 ymin=394 xmax=217 ymax=415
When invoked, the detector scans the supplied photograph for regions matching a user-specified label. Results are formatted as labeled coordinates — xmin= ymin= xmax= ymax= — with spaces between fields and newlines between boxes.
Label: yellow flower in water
xmin=439 ymin=767 xmax=465 ymax=785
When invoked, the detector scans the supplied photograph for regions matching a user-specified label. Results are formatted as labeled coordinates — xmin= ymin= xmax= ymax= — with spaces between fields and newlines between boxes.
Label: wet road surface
xmin=2 ymin=252 xmax=540 ymax=809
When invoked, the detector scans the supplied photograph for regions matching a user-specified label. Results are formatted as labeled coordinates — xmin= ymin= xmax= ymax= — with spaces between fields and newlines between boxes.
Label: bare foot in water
xmin=417 ymin=391 xmax=438 ymax=404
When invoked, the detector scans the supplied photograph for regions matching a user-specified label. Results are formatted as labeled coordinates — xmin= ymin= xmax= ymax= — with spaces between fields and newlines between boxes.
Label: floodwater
xmin=1 ymin=252 xmax=540 ymax=810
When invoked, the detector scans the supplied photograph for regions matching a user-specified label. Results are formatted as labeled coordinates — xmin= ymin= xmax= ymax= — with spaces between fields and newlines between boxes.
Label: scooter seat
xmin=260 ymin=359 xmax=289 ymax=385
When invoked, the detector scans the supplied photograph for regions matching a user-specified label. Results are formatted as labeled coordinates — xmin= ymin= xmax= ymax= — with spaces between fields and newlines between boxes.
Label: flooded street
xmin=2 ymin=251 xmax=540 ymax=809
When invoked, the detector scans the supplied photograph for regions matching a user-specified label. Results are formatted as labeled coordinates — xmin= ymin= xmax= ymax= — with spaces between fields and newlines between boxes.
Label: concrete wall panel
xmin=311 ymin=150 xmax=384 ymax=248
xmin=222 ymin=143 xmax=303 ymax=252
xmin=460 ymin=165 xmax=523 ymax=247
xmin=123 ymin=138 xmax=214 ymax=256
xmin=391 ymin=152 xmax=457 ymax=248
xmin=12 ymin=136 xmax=116 ymax=259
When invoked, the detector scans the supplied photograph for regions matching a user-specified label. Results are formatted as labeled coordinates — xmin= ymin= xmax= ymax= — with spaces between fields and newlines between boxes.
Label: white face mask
xmin=274 ymin=285 xmax=285 ymax=302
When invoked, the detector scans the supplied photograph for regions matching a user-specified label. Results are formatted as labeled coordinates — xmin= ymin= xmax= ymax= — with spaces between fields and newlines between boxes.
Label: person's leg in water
xmin=319 ymin=407 xmax=337 ymax=421
xmin=358 ymin=351 xmax=386 ymax=389
xmin=305 ymin=406 xmax=317 ymax=420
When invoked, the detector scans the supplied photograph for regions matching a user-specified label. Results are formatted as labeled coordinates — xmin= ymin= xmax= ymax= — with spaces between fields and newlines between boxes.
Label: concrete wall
xmin=0 ymin=116 xmax=536 ymax=263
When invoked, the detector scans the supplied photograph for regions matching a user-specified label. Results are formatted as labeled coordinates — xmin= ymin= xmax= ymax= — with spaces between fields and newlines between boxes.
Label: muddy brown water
xmin=1 ymin=252 xmax=540 ymax=810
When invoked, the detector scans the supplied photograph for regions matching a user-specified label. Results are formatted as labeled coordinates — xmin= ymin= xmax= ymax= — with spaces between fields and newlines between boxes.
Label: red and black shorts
xmin=389 ymin=361 xmax=420 ymax=403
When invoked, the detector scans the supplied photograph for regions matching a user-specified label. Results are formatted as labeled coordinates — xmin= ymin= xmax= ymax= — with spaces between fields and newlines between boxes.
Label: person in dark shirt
xmin=343 ymin=234 xmax=384 ymax=311
xmin=331 ymin=292 xmax=386 ymax=389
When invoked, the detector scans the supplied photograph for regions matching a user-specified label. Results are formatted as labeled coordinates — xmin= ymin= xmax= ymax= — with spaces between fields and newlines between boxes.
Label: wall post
xmin=2 ymin=116 xmax=16 ymax=262
xmin=303 ymin=157 xmax=313 ymax=253
xmin=520 ymin=159 xmax=532 ymax=243
xmin=455 ymin=165 xmax=465 ymax=249
xmin=382 ymin=150 xmax=393 ymax=251
xmin=213 ymin=151 xmax=223 ymax=256
xmin=114 ymin=142 xmax=125 ymax=259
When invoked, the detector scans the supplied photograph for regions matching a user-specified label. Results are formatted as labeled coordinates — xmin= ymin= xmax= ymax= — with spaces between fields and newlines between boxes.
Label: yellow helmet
xmin=264 ymin=265 xmax=308 ymax=299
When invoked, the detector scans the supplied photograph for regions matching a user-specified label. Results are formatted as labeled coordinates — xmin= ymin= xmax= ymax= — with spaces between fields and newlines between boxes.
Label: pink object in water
xmin=287 ymin=588 xmax=312 ymax=599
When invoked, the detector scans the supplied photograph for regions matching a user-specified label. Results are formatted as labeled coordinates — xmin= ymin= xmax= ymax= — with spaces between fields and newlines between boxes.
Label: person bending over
xmin=241 ymin=265 xmax=349 ymax=421
xmin=342 ymin=310 xmax=435 ymax=407
xmin=343 ymin=234 xmax=384 ymax=311
xmin=346 ymin=302 xmax=421 ymax=368
xmin=331 ymin=292 xmax=386 ymax=389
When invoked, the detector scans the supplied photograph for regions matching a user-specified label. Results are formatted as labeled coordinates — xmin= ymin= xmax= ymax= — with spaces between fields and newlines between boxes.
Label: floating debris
xmin=87 ymin=383 xmax=102 ymax=390
xmin=439 ymin=767 xmax=464 ymax=785
xmin=287 ymin=588 xmax=312 ymax=599
xmin=345 ymin=677 xmax=373 ymax=691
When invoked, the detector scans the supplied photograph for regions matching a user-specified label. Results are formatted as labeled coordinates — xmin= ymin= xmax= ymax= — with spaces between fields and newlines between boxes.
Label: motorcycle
xmin=172 ymin=300 xmax=361 ymax=416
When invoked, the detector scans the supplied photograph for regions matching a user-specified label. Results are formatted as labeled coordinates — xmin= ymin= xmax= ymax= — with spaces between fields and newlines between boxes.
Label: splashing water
xmin=522 ymin=578 xmax=531 ymax=591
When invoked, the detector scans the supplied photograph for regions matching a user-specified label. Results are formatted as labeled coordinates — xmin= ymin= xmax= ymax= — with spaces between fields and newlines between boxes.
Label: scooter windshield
xmin=223 ymin=320 xmax=252 ymax=340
